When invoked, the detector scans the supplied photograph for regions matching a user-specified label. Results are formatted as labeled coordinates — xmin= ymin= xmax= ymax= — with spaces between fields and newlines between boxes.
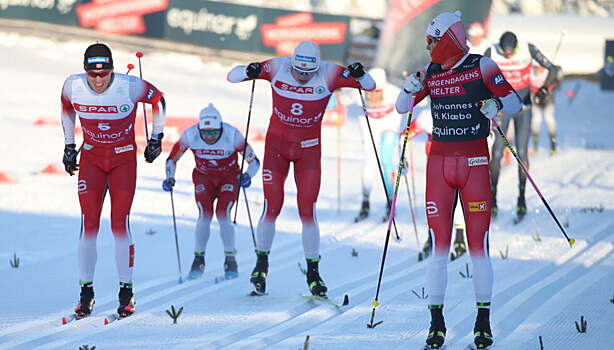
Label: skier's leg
xmin=543 ymin=102 xmax=557 ymax=153
xmin=188 ymin=171 xmax=214 ymax=279
xmin=531 ymin=104 xmax=543 ymax=152
xmin=107 ymin=155 xmax=137 ymax=286
xmin=294 ymin=147 xmax=322 ymax=260
xmin=215 ymin=174 xmax=239 ymax=277
xmin=489 ymin=114 xmax=511 ymax=216
xmin=357 ymin=117 xmax=374 ymax=219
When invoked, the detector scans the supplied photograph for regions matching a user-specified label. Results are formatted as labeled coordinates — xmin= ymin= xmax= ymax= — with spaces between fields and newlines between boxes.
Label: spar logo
xmin=275 ymin=81 xmax=314 ymax=94
xmin=75 ymin=103 xmax=118 ymax=113
xmin=260 ymin=12 xmax=347 ymax=56
xmin=76 ymin=0 xmax=169 ymax=35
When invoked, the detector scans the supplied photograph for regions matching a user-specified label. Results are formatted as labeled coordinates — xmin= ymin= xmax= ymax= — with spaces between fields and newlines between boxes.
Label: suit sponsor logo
xmin=120 ymin=104 xmax=131 ymax=112
xmin=114 ymin=144 xmax=134 ymax=154
xmin=262 ymin=169 xmax=273 ymax=184
xmin=468 ymin=156 xmax=488 ymax=167
xmin=426 ymin=201 xmax=439 ymax=216
xmin=195 ymin=149 xmax=225 ymax=156
xmin=195 ymin=184 xmax=205 ymax=193
xmin=78 ymin=179 xmax=87 ymax=193
xmin=74 ymin=103 xmax=118 ymax=113
xmin=493 ymin=74 xmax=505 ymax=85
xmin=274 ymin=80 xmax=314 ymax=94
xmin=221 ymin=184 xmax=234 ymax=192
xmin=469 ymin=201 xmax=488 ymax=212
xmin=300 ymin=138 xmax=319 ymax=148
xmin=146 ymin=88 xmax=155 ymax=99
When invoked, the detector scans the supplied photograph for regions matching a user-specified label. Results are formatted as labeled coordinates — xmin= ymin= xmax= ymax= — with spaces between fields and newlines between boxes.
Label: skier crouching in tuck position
xmin=163 ymin=104 xmax=260 ymax=280
xmin=61 ymin=43 xmax=166 ymax=318
xmin=395 ymin=11 xmax=521 ymax=349
xmin=227 ymin=41 xmax=375 ymax=297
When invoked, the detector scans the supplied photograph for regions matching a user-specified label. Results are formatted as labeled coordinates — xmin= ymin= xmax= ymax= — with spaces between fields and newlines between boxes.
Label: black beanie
xmin=499 ymin=31 xmax=518 ymax=51
xmin=84 ymin=43 xmax=113 ymax=70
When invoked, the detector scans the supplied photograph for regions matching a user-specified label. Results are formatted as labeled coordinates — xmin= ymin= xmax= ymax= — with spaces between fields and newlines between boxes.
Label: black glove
xmin=144 ymin=133 xmax=163 ymax=163
xmin=347 ymin=62 xmax=365 ymax=78
xmin=246 ymin=62 xmax=261 ymax=79
xmin=62 ymin=144 xmax=79 ymax=176
xmin=534 ymin=86 xmax=550 ymax=106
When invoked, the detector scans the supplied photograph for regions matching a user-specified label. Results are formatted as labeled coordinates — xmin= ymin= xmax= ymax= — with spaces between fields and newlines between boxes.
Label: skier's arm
xmin=227 ymin=58 xmax=277 ymax=83
xmin=329 ymin=62 xmax=375 ymax=91
xmin=479 ymin=57 xmax=522 ymax=115
xmin=131 ymin=78 xmax=166 ymax=136
xmin=528 ymin=43 xmax=561 ymax=88
xmin=234 ymin=133 xmax=260 ymax=178
xmin=165 ymin=137 xmax=188 ymax=180
xmin=60 ymin=76 xmax=77 ymax=145
xmin=395 ymin=87 xmax=428 ymax=114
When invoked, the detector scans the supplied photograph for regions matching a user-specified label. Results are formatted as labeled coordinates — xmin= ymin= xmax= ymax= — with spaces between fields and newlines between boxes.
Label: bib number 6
xmin=290 ymin=103 xmax=304 ymax=116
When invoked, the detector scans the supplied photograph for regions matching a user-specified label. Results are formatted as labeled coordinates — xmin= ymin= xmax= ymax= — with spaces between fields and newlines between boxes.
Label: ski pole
xmin=242 ymin=187 xmax=257 ymax=249
xmin=551 ymin=30 xmax=566 ymax=62
xmin=135 ymin=52 xmax=150 ymax=141
xmin=233 ymin=80 xmax=256 ymax=224
xmin=367 ymin=95 xmax=417 ymax=329
xmin=491 ymin=117 xmax=575 ymax=247
xmin=358 ymin=89 xmax=401 ymax=241
xmin=403 ymin=171 xmax=421 ymax=249
xmin=169 ymin=189 xmax=184 ymax=283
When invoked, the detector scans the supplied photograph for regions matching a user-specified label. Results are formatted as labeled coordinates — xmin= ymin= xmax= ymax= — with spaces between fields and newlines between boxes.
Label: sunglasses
xmin=425 ymin=36 xmax=440 ymax=45
xmin=86 ymin=70 xmax=112 ymax=78
xmin=200 ymin=129 xmax=220 ymax=136
xmin=292 ymin=66 xmax=317 ymax=76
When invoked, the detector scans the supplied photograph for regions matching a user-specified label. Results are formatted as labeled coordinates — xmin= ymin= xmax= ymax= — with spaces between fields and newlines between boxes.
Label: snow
xmin=1 ymin=33 xmax=613 ymax=350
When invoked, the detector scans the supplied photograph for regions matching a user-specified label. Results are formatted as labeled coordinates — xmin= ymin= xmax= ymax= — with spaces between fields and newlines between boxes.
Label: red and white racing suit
xmin=227 ymin=58 xmax=374 ymax=258
xmin=396 ymin=54 xmax=521 ymax=306
xmin=166 ymin=122 xmax=259 ymax=256
xmin=61 ymin=73 xmax=165 ymax=285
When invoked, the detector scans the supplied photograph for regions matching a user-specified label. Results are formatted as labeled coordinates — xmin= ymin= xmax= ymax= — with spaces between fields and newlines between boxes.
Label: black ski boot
xmin=514 ymin=195 xmax=527 ymax=224
xmin=491 ymin=186 xmax=498 ymax=219
xmin=550 ymin=135 xmax=557 ymax=156
xmin=424 ymin=305 xmax=446 ymax=349
xmin=224 ymin=255 xmax=238 ymax=279
xmin=354 ymin=200 xmax=369 ymax=222
xmin=450 ymin=226 xmax=467 ymax=261
xmin=188 ymin=253 xmax=205 ymax=280
xmin=74 ymin=283 xmax=95 ymax=318
xmin=117 ymin=284 xmax=135 ymax=318
xmin=473 ymin=308 xmax=493 ymax=349
xmin=306 ymin=257 xmax=327 ymax=297
xmin=250 ymin=251 xmax=268 ymax=295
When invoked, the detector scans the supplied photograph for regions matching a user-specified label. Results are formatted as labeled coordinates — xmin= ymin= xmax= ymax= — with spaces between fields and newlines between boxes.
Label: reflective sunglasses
xmin=425 ymin=36 xmax=440 ymax=45
xmin=86 ymin=70 xmax=112 ymax=78
xmin=200 ymin=129 xmax=220 ymax=136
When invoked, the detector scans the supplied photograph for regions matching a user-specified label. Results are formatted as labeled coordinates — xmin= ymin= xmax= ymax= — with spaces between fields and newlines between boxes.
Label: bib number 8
xmin=290 ymin=103 xmax=304 ymax=116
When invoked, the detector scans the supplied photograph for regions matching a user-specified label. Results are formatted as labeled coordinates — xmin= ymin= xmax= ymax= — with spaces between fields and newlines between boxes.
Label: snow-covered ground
xmin=0 ymin=33 xmax=613 ymax=350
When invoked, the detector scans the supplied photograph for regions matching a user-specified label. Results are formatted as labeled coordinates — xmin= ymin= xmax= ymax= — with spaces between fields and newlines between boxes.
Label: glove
xmin=347 ymin=62 xmax=365 ymax=78
xmin=534 ymin=86 xmax=550 ymax=105
xmin=239 ymin=173 xmax=251 ymax=188
xmin=246 ymin=62 xmax=261 ymax=79
xmin=144 ymin=133 xmax=163 ymax=163
xmin=402 ymin=72 xmax=423 ymax=94
xmin=162 ymin=178 xmax=175 ymax=192
xmin=479 ymin=98 xmax=502 ymax=119
xmin=62 ymin=144 xmax=79 ymax=176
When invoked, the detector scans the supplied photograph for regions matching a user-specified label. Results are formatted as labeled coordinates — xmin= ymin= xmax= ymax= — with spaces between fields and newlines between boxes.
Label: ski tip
xmin=178 ymin=276 xmax=184 ymax=284
xmin=103 ymin=317 xmax=110 ymax=325
xmin=61 ymin=317 xmax=68 ymax=325
xmin=342 ymin=294 xmax=350 ymax=306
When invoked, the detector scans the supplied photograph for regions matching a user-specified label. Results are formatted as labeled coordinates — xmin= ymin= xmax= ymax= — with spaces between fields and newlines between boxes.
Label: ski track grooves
xmin=0 ymin=218 xmax=383 ymax=350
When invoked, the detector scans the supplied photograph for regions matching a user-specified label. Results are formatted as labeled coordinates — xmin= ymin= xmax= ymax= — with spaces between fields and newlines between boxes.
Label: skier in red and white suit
xmin=395 ymin=12 xmax=521 ymax=349
xmin=227 ymin=41 xmax=375 ymax=296
xmin=163 ymin=104 xmax=260 ymax=281
xmin=61 ymin=43 xmax=166 ymax=319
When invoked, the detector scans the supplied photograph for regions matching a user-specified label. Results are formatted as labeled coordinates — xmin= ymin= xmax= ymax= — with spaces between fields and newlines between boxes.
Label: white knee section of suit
xmin=427 ymin=253 xmax=449 ymax=305
xmin=471 ymin=255 xmax=493 ymax=303
xmin=114 ymin=237 xmax=133 ymax=284
xmin=256 ymin=200 xmax=276 ymax=252
xmin=195 ymin=203 xmax=212 ymax=253
xmin=78 ymin=237 xmax=97 ymax=283
xmin=218 ymin=202 xmax=236 ymax=253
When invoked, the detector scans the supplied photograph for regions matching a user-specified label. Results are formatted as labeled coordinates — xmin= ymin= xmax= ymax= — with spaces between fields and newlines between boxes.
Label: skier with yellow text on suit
xmin=395 ymin=11 xmax=521 ymax=350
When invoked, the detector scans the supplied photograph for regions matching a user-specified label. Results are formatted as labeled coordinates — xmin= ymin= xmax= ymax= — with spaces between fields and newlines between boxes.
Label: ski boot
xmin=424 ymin=305 xmax=446 ymax=349
xmin=306 ymin=256 xmax=327 ymax=297
xmin=514 ymin=196 xmax=527 ymax=224
xmin=117 ymin=283 xmax=135 ymax=318
xmin=74 ymin=283 xmax=95 ymax=318
xmin=224 ymin=255 xmax=238 ymax=279
xmin=550 ymin=135 xmax=557 ymax=157
xmin=450 ymin=225 xmax=466 ymax=261
xmin=491 ymin=187 xmax=498 ymax=219
xmin=473 ymin=308 xmax=494 ymax=349
xmin=250 ymin=251 xmax=268 ymax=295
xmin=188 ymin=253 xmax=205 ymax=280
xmin=419 ymin=235 xmax=432 ymax=261
xmin=354 ymin=200 xmax=369 ymax=222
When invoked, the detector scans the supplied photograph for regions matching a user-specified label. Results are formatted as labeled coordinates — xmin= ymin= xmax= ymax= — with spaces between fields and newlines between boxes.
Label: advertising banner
xmin=601 ymin=40 xmax=614 ymax=90
xmin=0 ymin=0 xmax=78 ymax=26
